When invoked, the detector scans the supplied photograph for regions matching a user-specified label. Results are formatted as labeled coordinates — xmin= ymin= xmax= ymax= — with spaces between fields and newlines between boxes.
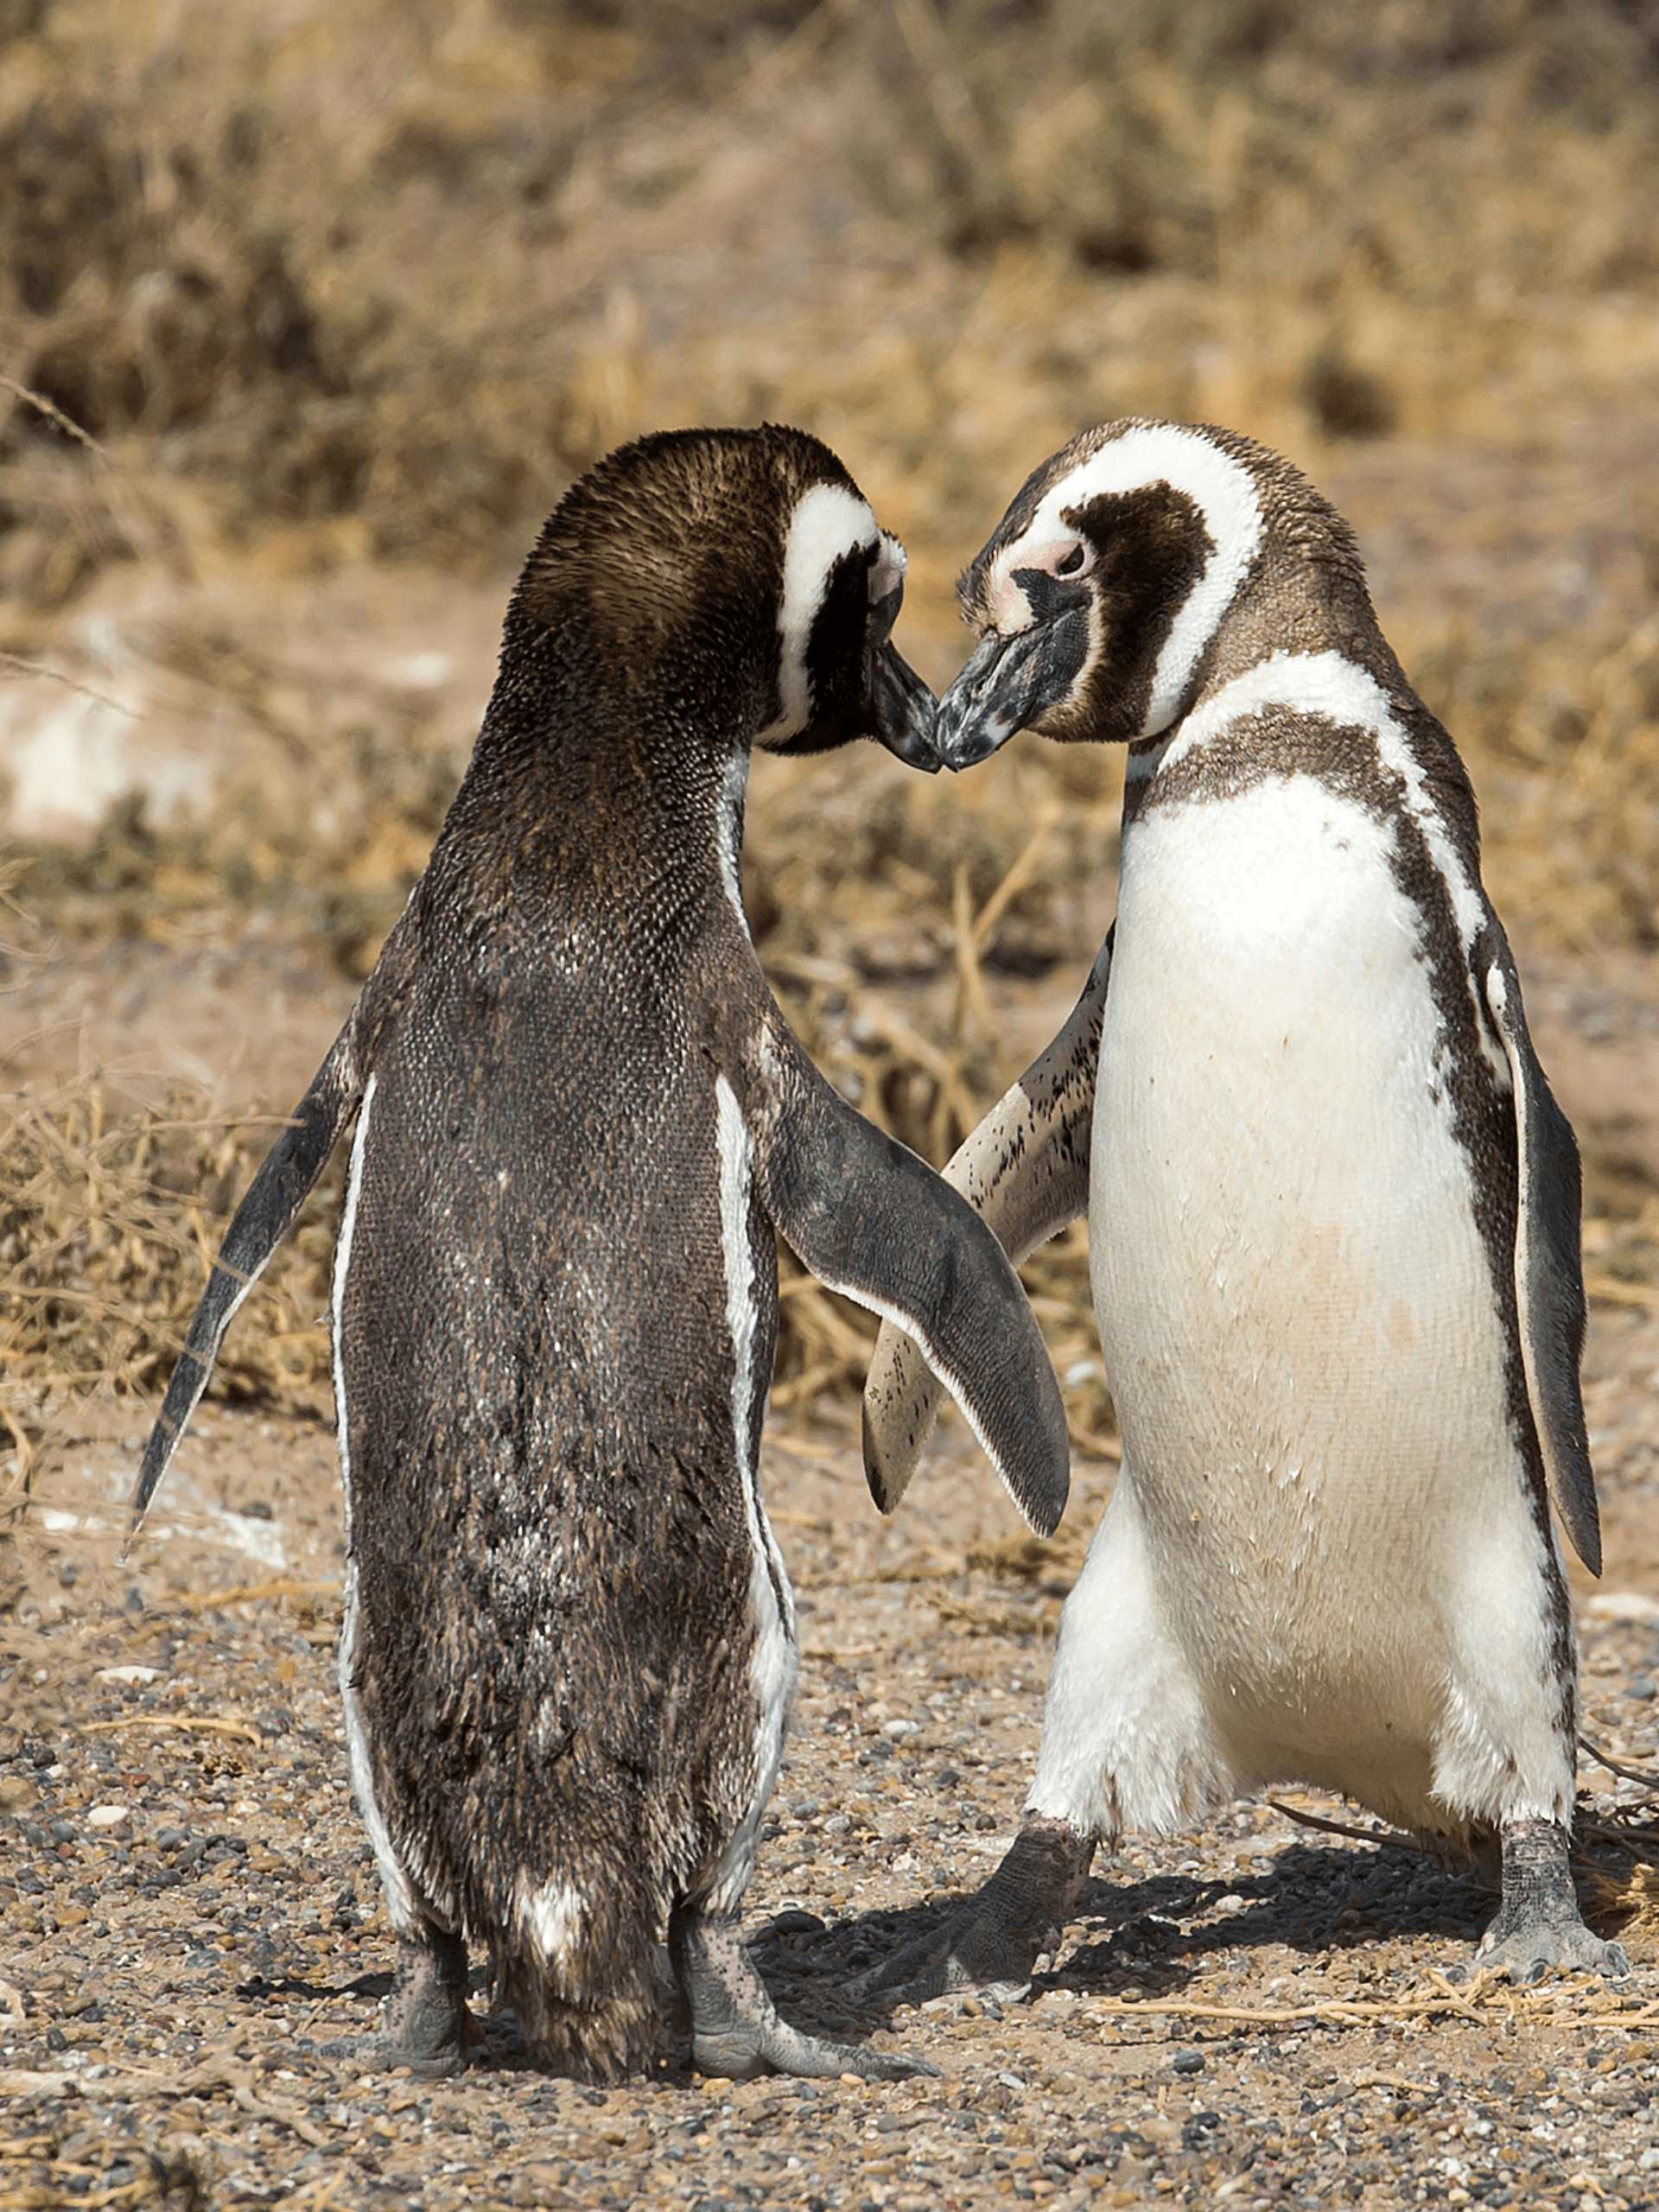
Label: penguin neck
xmin=1173 ymin=529 xmax=1397 ymax=732
xmin=429 ymin=678 xmax=756 ymax=948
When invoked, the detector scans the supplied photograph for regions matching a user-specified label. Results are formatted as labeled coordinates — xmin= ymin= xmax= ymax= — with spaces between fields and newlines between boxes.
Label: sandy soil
xmin=6 ymin=916 xmax=1659 ymax=2210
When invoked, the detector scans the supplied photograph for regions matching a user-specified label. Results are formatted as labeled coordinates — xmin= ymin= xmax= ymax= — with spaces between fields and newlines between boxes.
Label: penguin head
xmin=512 ymin=426 xmax=938 ymax=771
xmin=935 ymin=419 xmax=1272 ymax=767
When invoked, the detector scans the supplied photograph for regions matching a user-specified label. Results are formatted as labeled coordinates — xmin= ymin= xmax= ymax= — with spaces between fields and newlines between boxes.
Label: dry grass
xmin=0 ymin=1080 xmax=341 ymax=1485
xmin=4 ymin=2 xmax=1659 ymax=1478
xmin=0 ymin=814 xmax=1118 ymax=1479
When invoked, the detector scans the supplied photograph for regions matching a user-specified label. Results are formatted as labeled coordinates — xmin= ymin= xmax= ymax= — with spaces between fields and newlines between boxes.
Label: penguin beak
xmin=867 ymin=637 xmax=941 ymax=772
xmin=935 ymin=602 xmax=1091 ymax=769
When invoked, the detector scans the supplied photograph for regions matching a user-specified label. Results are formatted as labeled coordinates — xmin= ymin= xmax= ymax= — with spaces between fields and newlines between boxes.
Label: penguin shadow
xmin=820 ymin=1843 xmax=1500 ymax=2021
xmin=238 ymin=1848 xmax=1503 ymax=2070
xmin=1054 ymin=1843 xmax=1497 ymax=1998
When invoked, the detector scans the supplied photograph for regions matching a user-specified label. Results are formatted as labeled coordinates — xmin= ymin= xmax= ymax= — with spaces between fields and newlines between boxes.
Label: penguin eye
xmin=1054 ymin=542 xmax=1090 ymax=579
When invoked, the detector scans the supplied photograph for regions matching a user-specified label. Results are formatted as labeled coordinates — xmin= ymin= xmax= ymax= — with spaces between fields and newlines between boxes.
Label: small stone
xmin=86 ymin=1805 xmax=131 ymax=1830
xmin=1171 ymin=2050 xmax=1205 ymax=2075
xmin=96 ymin=1667 xmax=162 ymax=1687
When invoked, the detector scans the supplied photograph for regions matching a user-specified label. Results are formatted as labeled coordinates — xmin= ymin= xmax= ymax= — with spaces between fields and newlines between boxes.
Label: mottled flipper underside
xmin=128 ymin=1014 xmax=366 ymax=1538
xmin=731 ymin=1007 xmax=1071 ymax=1538
xmin=860 ymin=932 xmax=1111 ymax=1516
xmin=1481 ymin=937 xmax=1601 ymax=1576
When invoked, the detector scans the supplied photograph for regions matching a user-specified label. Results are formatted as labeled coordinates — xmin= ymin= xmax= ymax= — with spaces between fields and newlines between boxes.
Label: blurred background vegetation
xmin=4 ymin=0 xmax=1659 ymax=1462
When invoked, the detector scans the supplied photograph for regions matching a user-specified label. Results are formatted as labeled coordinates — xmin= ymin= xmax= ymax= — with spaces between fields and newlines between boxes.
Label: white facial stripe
xmin=715 ymin=750 xmax=750 ymax=937
xmin=759 ymin=480 xmax=880 ymax=741
xmin=1157 ymin=647 xmax=1500 ymax=1064
xmin=995 ymin=424 xmax=1264 ymax=736
xmin=707 ymin=1073 xmax=797 ymax=1910
xmin=332 ymin=1075 xmax=422 ymax=1933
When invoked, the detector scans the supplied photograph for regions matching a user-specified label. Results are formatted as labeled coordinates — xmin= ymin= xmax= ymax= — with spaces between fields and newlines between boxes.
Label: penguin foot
xmin=671 ymin=1909 xmax=938 ymax=2082
xmin=317 ymin=1928 xmax=483 ymax=2074
xmin=847 ymin=1814 xmax=1096 ymax=2006
xmin=1463 ymin=1815 xmax=1631 ymax=1986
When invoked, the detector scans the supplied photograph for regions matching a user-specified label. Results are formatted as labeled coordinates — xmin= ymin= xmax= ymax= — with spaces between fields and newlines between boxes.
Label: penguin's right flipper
xmin=129 ymin=1014 xmax=368 ymax=1540
xmin=1479 ymin=935 xmax=1602 ymax=1576
xmin=861 ymin=930 xmax=1110 ymax=1516
xmin=733 ymin=1007 xmax=1071 ymax=1538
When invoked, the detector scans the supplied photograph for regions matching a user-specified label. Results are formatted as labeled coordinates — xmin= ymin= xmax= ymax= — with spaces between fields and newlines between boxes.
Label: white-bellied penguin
xmin=859 ymin=417 xmax=1624 ymax=1996
xmin=132 ymin=426 xmax=1071 ymax=2082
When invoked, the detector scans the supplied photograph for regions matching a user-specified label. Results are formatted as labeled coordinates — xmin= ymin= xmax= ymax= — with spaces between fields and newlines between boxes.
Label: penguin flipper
xmin=861 ymin=931 xmax=1110 ymax=1516
xmin=1480 ymin=940 xmax=1602 ymax=1576
xmin=129 ymin=1014 xmax=368 ymax=1540
xmin=734 ymin=1012 xmax=1071 ymax=1538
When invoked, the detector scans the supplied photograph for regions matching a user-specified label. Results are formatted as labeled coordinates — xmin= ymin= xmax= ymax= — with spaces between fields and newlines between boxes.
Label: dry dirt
xmin=6 ymin=926 xmax=1659 ymax=2212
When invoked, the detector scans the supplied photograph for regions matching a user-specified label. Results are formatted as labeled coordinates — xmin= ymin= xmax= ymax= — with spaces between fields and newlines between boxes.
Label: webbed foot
xmin=1462 ymin=1816 xmax=1630 ymax=1986
xmin=671 ymin=1909 xmax=937 ymax=2082
xmin=317 ymin=1928 xmax=481 ymax=2074
xmin=848 ymin=1814 xmax=1096 ymax=2007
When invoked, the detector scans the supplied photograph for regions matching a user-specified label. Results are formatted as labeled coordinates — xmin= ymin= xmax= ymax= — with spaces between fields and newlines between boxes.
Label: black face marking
xmin=766 ymin=541 xmax=938 ymax=766
xmin=943 ymin=475 xmax=1219 ymax=759
xmin=1046 ymin=483 xmax=1214 ymax=741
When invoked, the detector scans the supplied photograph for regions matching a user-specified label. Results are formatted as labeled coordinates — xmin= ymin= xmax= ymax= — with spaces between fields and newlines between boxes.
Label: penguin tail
xmin=493 ymin=1934 xmax=665 ymax=2083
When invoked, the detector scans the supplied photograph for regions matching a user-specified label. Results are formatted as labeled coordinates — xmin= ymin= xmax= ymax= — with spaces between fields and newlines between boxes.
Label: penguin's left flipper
xmin=128 ymin=1012 xmax=369 ymax=1541
xmin=861 ymin=931 xmax=1110 ymax=1516
xmin=670 ymin=1910 xmax=938 ymax=2082
xmin=1480 ymin=936 xmax=1603 ymax=1576
xmin=734 ymin=1012 xmax=1071 ymax=1538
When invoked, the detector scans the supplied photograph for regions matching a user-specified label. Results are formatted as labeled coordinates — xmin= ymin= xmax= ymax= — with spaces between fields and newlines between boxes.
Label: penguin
xmin=857 ymin=417 xmax=1627 ymax=1995
xmin=131 ymin=425 xmax=1071 ymax=2083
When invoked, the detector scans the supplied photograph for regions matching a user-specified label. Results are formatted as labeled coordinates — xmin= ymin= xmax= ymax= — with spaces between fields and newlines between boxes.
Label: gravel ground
xmin=6 ymin=1367 xmax=1659 ymax=2212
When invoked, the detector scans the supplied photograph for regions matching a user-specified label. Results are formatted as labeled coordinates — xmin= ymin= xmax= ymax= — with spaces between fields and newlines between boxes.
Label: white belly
xmin=1084 ymin=774 xmax=1559 ymax=1821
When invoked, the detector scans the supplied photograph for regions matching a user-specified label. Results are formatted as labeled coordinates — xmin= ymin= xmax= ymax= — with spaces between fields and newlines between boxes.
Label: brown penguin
xmin=133 ymin=427 xmax=1071 ymax=2082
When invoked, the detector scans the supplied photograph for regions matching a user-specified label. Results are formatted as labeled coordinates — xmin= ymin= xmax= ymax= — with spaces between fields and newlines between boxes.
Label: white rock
xmin=1583 ymin=1592 xmax=1659 ymax=1624
xmin=96 ymin=1665 xmax=162 ymax=1687
xmin=86 ymin=1804 xmax=130 ymax=1829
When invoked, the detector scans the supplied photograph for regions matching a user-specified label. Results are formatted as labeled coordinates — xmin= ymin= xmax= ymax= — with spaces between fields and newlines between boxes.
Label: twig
xmin=1081 ymin=1965 xmax=1648 ymax=2032
xmin=0 ymin=373 xmax=109 ymax=461
xmin=1580 ymin=1734 xmax=1659 ymax=1791
xmin=951 ymin=861 xmax=996 ymax=1047
xmin=171 ymin=1577 xmax=342 ymax=1612
xmin=969 ymin=801 xmax=1062 ymax=955
xmin=0 ymin=651 xmax=139 ymax=719
xmin=80 ymin=1715 xmax=262 ymax=1745
xmin=1265 ymin=1796 xmax=1428 ymax=1853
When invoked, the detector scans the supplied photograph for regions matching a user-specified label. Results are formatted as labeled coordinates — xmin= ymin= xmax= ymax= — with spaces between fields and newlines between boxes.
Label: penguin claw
xmin=673 ymin=1908 xmax=937 ymax=2082
xmin=314 ymin=2030 xmax=474 ymax=2077
xmin=1465 ymin=1815 xmax=1634 ymax=1986
xmin=848 ymin=1815 xmax=1095 ymax=2011
xmin=1468 ymin=1927 xmax=1632 ymax=1986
